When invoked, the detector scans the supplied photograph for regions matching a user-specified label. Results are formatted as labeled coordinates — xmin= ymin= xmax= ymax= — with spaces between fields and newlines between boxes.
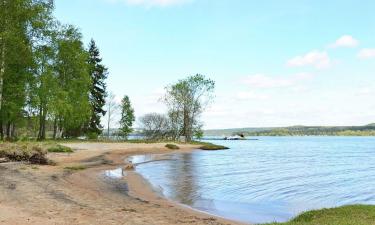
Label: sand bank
xmin=0 ymin=142 xmax=245 ymax=225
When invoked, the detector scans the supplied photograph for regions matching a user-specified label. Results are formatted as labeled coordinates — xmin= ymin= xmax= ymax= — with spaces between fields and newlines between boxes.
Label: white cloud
xmin=108 ymin=0 xmax=190 ymax=7
xmin=357 ymin=48 xmax=375 ymax=59
xmin=242 ymin=73 xmax=313 ymax=89
xmin=330 ymin=35 xmax=359 ymax=48
xmin=287 ymin=50 xmax=331 ymax=69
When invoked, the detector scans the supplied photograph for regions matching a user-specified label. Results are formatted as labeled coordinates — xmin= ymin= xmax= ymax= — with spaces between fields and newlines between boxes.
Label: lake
xmin=132 ymin=137 xmax=375 ymax=224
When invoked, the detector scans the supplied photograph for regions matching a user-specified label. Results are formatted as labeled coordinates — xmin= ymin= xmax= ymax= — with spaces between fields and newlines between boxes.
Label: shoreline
xmin=0 ymin=142 xmax=244 ymax=225
xmin=123 ymin=153 xmax=248 ymax=225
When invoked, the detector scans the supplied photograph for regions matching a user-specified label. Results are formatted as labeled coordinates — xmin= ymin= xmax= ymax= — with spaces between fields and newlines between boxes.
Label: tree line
xmin=1 ymin=1 xmax=214 ymax=142
xmin=0 ymin=0 xmax=136 ymax=141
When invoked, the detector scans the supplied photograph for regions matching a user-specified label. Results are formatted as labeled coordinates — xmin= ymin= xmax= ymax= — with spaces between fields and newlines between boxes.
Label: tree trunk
xmin=107 ymin=108 xmax=111 ymax=138
xmin=38 ymin=106 xmax=47 ymax=141
xmin=183 ymin=108 xmax=191 ymax=142
xmin=6 ymin=121 xmax=10 ymax=139
xmin=53 ymin=118 xmax=57 ymax=139
xmin=0 ymin=119 xmax=3 ymax=140
xmin=10 ymin=123 xmax=15 ymax=138
xmin=0 ymin=42 xmax=5 ymax=114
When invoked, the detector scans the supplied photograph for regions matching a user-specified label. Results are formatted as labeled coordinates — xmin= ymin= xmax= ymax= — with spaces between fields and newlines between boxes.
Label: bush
xmin=86 ymin=132 xmax=99 ymax=140
xmin=0 ymin=144 xmax=48 ymax=164
xmin=165 ymin=144 xmax=180 ymax=150
xmin=48 ymin=145 xmax=73 ymax=153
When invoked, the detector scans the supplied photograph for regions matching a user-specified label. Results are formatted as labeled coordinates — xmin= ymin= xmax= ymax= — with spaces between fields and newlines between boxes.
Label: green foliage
xmin=165 ymin=144 xmax=180 ymax=150
xmin=264 ymin=205 xmax=375 ymax=225
xmin=0 ymin=0 xmax=54 ymax=139
xmin=206 ymin=125 xmax=375 ymax=137
xmin=64 ymin=165 xmax=87 ymax=171
xmin=54 ymin=25 xmax=92 ymax=138
xmin=86 ymin=131 xmax=99 ymax=140
xmin=200 ymin=144 xmax=229 ymax=150
xmin=0 ymin=1 xmax=104 ymax=140
xmin=47 ymin=144 xmax=73 ymax=153
xmin=119 ymin=95 xmax=135 ymax=138
xmin=194 ymin=127 xmax=204 ymax=140
xmin=163 ymin=74 xmax=215 ymax=141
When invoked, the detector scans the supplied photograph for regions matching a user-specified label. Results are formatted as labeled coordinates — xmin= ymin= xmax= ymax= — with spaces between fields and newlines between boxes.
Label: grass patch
xmin=200 ymin=144 xmax=229 ymax=150
xmin=0 ymin=143 xmax=48 ymax=164
xmin=264 ymin=205 xmax=375 ymax=225
xmin=64 ymin=165 xmax=87 ymax=171
xmin=47 ymin=145 xmax=73 ymax=153
xmin=165 ymin=144 xmax=180 ymax=150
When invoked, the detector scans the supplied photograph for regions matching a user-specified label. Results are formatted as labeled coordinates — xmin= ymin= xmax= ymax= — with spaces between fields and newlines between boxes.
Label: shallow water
xmin=134 ymin=137 xmax=375 ymax=224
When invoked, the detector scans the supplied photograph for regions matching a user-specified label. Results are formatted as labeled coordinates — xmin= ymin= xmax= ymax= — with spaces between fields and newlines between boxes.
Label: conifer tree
xmin=119 ymin=95 xmax=135 ymax=138
xmin=86 ymin=39 xmax=108 ymax=135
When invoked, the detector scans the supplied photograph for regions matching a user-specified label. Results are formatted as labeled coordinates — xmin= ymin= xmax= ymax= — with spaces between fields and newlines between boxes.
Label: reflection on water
xmin=104 ymin=168 xmax=126 ymax=179
xmin=135 ymin=137 xmax=375 ymax=224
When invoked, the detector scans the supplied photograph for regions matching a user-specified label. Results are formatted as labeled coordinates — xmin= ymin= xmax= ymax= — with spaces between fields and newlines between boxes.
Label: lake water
xmin=133 ymin=137 xmax=375 ymax=224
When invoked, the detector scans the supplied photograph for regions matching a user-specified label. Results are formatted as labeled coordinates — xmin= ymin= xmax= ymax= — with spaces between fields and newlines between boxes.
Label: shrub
xmin=48 ymin=145 xmax=73 ymax=153
xmin=86 ymin=132 xmax=99 ymax=140
xmin=165 ymin=144 xmax=180 ymax=150
xmin=0 ymin=144 xmax=48 ymax=164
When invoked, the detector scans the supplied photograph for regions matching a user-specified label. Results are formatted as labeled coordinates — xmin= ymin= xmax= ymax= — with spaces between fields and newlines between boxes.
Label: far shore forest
xmin=205 ymin=124 xmax=375 ymax=137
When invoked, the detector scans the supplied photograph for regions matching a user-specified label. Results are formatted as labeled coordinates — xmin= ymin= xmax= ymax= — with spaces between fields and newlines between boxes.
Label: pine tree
xmin=119 ymin=95 xmax=135 ymax=138
xmin=87 ymin=39 xmax=108 ymax=135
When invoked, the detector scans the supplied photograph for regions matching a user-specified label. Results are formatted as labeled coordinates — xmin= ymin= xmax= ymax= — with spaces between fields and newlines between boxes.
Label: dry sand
xmin=0 ymin=142 xmax=246 ymax=225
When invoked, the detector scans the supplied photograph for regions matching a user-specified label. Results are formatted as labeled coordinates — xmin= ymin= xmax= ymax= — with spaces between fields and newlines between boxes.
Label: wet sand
xmin=0 ymin=142 xmax=246 ymax=225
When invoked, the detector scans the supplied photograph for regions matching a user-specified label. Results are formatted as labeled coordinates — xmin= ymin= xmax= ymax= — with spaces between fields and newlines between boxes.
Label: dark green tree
xmin=119 ymin=95 xmax=135 ymax=138
xmin=86 ymin=39 xmax=108 ymax=135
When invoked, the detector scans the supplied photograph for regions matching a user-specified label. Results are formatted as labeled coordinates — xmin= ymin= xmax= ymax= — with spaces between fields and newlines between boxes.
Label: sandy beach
xmin=0 ymin=142 xmax=244 ymax=225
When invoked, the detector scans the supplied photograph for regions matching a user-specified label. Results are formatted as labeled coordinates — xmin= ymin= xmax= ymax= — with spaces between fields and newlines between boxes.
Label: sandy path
xmin=0 ymin=142 xmax=245 ymax=225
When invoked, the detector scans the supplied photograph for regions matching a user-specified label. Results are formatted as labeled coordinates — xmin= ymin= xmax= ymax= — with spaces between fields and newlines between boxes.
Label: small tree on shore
xmin=105 ymin=92 xmax=119 ymax=138
xmin=164 ymin=74 xmax=215 ymax=142
xmin=119 ymin=95 xmax=135 ymax=138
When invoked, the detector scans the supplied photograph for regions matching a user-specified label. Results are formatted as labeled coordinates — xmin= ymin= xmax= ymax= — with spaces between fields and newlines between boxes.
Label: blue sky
xmin=54 ymin=0 xmax=375 ymax=129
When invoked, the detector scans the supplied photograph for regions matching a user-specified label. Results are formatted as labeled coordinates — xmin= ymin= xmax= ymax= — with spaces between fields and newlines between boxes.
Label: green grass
xmin=199 ymin=144 xmax=229 ymax=150
xmin=64 ymin=165 xmax=87 ymax=171
xmin=47 ymin=144 xmax=73 ymax=153
xmin=264 ymin=205 xmax=375 ymax=225
xmin=165 ymin=144 xmax=180 ymax=150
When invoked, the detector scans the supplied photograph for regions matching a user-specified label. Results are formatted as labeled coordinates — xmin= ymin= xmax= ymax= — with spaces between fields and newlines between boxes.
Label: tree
xmin=86 ymin=39 xmax=108 ymax=135
xmin=0 ymin=0 xmax=54 ymax=140
xmin=105 ymin=92 xmax=119 ymax=138
xmin=119 ymin=95 xmax=135 ymax=138
xmin=164 ymin=74 xmax=215 ymax=142
xmin=139 ymin=113 xmax=172 ymax=140
xmin=53 ymin=25 xmax=91 ymax=138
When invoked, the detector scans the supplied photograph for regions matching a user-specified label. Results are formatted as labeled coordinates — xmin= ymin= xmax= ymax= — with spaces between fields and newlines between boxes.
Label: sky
xmin=54 ymin=0 xmax=375 ymax=129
